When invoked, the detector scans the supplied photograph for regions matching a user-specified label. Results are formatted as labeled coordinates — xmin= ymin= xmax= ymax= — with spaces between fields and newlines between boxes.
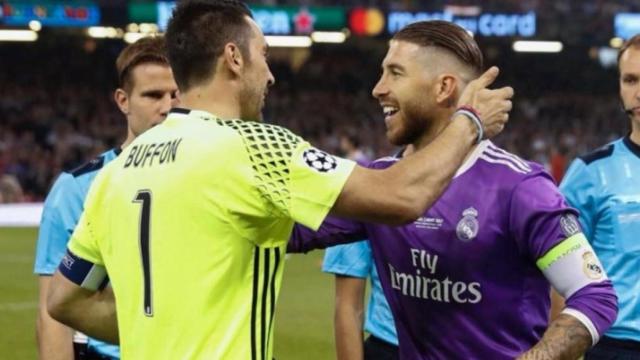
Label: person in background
xmin=561 ymin=33 xmax=640 ymax=359
xmin=324 ymin=132 xmax=398 ymax=360
xmin=34 ymin=36 xmax=178 ymax=360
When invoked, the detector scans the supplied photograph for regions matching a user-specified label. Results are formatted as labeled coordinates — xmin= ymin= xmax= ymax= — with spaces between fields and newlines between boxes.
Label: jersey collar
xmin=391 ymin=141 xmax=489 ymax=178
xmin=623 ymin=134 xmax=640 ymax=159
xmin=169 ymin=107 xmax=221 ymax=122
xmin=453 ymin=140 xmax=490 ymax=178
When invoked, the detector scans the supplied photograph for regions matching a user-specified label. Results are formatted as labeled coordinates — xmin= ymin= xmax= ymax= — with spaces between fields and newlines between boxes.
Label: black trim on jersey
xmin=623 ymin=134 xmax=640 ymax=159
xmin=579 ymin=144 xmax=614 ymax=165
xmin=169 ymin=107 xmax=191 ymax=115
xmin=114 ymin=147 xmax=123 ymax=156
xmin=267 ymin=248 xmax=281 ymax=352
xmin=251 ymin=247 xmax=260 ymax=360
xmin=261 ymin=249 xmax=271 ymax=360
xmin=70 ymin=155 xmax=105 ymax=177
xmin=251 ymin=247 xmax=282 ymax=360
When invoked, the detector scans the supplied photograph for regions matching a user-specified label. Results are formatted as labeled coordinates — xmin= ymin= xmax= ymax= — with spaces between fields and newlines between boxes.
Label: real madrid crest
xmin=456 ymin=207 xmax=479 ymax=242
xmin=582 ymin=251 xmax=604 ymax=280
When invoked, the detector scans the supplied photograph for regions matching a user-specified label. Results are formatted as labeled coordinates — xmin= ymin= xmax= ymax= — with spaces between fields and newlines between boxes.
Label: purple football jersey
xmin=290 ymin=141 xmax=583 ymax=359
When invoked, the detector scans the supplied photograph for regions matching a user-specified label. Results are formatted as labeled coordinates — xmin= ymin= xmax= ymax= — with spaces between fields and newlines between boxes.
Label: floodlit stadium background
xmin=1 ymin=1 xmax=638 ymax=358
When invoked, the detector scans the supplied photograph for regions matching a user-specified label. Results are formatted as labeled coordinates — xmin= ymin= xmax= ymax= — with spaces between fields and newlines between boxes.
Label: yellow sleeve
xmin=221 ymin=120 xmax=355 ymax=232
xmin=287 ymin=143 xmax=355 ymax=230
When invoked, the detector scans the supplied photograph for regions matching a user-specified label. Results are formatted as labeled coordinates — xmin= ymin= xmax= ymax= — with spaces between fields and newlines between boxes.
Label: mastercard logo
xmin=349 ymin=8 xmax=385 ymax=36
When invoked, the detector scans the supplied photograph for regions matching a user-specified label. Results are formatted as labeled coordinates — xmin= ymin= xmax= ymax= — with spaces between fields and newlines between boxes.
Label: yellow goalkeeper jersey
xmin=68 ymin=108 xmax=356 ymax=359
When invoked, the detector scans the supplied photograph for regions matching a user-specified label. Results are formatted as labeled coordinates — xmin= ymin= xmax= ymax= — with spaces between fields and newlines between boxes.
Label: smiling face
xmin=238 ymin=16 xmax=275 ymax=122
xmin=372 ymin=40 xmax=441 ymax=146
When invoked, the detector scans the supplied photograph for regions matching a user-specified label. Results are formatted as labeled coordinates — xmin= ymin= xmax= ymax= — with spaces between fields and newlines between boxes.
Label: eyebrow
xmin=383 ymin=62 xmax=406 ymax=72
xmin=140 ymin=89 xmax=173 ymax=96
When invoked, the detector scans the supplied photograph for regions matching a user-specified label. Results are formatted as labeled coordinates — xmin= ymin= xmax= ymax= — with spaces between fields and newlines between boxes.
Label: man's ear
xmin=223 ymin=42 xmax=244 ymax=77
xmin=434 ymin=74 xmax=459 ymax=107
xmin=114 ymin=88 xmax=129 ymax=115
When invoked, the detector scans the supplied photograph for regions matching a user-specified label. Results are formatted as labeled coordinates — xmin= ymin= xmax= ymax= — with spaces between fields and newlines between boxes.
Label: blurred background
xmin=0 ymin=1 xmax=638 ymax=358
xmin=1 ymin=0 xmax=637 ymax=202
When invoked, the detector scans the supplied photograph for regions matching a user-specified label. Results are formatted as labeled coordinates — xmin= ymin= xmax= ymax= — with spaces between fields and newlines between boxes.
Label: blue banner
xmin=387 ymin=11 xmax=536 ymax=37
xmin=0 ymin=2 xmax=100 ymax=27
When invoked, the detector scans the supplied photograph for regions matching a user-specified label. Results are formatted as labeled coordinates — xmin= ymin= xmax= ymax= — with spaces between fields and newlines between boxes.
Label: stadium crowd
xmin=0 ymin=40 xmax=629 ymax=202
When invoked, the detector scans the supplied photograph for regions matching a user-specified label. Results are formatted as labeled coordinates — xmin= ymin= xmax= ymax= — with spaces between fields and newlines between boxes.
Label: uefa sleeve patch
xmin=58 ymin=249 xmax=108 ymax=291
xmin=560 ymin=213 xmax=581 ymax=237
xmin=303 ymin=148 xmax=338 ymax=173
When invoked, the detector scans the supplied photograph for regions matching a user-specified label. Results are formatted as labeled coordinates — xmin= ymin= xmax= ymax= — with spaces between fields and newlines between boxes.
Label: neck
xmin=630 ymin=120 xmax=640 ymax=146
xmin=121 ymin=128 xmax=135 ymax=149
xmin=412 ymin=110 xmax=463 ymax=151
xmin=180 ymin=81 xmax=241 ymax=120
xmin=405 ymin=111 xmax=478 ymax=162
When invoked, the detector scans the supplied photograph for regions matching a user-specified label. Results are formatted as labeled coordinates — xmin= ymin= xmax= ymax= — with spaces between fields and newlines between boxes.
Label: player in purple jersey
xmin=289 ymin=21 xmax=618 ymax=359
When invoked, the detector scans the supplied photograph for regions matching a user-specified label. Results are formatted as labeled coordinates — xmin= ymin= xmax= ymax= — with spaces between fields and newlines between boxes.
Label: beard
xmin=239 ymin=83 xmax=264 ymax=122
xmin=387 ymin=99 xmax=434 ymax=146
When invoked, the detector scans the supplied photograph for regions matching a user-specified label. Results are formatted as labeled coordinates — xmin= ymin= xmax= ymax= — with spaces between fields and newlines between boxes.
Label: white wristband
xmin=453 ymin=109 xmax=483 ymax=144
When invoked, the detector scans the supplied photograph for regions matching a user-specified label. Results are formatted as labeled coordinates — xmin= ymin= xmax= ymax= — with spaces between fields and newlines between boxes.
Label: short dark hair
xmin=618 ymin=34 xmax=640 ymax=67
xmin=393 ymin=20 xmax=483 ymax=76
xmin=116 ymin=36 xmax=170 ymax=92
xmin=165 ymin=0 xmax=253 ymax=91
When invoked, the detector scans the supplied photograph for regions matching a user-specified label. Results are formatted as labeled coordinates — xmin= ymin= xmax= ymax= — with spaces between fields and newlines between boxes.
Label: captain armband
xmin=535 ymin=233 xmax=606 ymax=299
xmin=58 ymin=249 xmax=109 ymax=291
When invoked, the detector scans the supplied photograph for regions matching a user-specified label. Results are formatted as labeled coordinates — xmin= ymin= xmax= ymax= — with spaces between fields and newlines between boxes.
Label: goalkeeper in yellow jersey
xmin=46 ymin=1 xmax=514 ymax=359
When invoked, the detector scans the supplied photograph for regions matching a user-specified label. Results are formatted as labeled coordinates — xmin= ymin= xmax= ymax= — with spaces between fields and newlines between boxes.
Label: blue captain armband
xmin=59 ymin=249 xmax=109 ymax=291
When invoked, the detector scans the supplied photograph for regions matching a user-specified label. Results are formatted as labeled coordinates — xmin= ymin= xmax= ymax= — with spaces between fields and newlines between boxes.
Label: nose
xmin=372 ymin=76 xmax=388 ymax=99
xmin=160 ymin=93 xmax=175 ymax=117
xmin=267 ymin=69 xmax=275 ymax=87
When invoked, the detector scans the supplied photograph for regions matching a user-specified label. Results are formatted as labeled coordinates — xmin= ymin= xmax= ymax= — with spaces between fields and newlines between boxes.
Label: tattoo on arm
xmin=517 ymin=314 xmax=592 ymax=360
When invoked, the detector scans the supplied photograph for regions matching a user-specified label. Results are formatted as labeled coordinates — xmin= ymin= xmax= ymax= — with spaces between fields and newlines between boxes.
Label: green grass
xmin=0 ymin=227 xmax=39 ymax=360
xmin=0 ymin=227 xmax=335 ymax=359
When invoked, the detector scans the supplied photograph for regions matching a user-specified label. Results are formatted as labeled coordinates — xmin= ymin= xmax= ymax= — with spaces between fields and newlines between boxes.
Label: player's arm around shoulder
xmin=511 ymin=172 xmax=617 ymax=359
xmin=331 ymin=67 xmax=514 ymax=225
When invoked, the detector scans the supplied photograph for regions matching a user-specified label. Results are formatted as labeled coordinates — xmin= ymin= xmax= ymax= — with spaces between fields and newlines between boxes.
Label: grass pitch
xmin=0 ymin=227 xmax=335 ymax=359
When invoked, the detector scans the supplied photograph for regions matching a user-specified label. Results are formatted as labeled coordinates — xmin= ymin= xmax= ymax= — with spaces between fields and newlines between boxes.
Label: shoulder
xmin=43 ymin=171 xmax=78 ymax=209
xmin=69 ymin=149 xmax=118 ymax=178
xmin=475 ymin=143 xmax=559 ymax=200
xmin=577 ymin=142 xmax=616 ymax=166
xmin=219 ymin=119 xmax=302 ymax=147
xmin=479 ymin=142 xmax=540 ymax=176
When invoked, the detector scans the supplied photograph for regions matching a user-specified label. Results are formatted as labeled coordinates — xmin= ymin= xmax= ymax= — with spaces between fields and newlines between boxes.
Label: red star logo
xmin=294 ymin=9 xmax=315 ymax=34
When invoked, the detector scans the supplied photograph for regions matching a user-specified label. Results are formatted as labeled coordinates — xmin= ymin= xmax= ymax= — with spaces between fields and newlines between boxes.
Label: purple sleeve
xmin=287 ymin=216 xmax=367 ymax=254
xmin=509 ymin=171 xmax=581 ymax=259
xmin=564 ymin=281 xmax=618 ymax=341
xmin=510 ymin=171 xmax=618 ymax=341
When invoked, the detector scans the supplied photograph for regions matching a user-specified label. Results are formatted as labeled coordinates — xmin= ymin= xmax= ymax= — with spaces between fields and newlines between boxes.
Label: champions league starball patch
xmin=303 ymin=148 xmax=338 ymax=173
xmin=456 ymin=207 xmax=479 ymax=242
xmin=560 ymin=214 xmax=581 ymax=237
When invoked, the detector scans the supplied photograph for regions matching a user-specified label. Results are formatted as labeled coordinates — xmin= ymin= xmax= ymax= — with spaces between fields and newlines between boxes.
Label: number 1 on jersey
xmin=133 ymin=190 xmax=154 ymax=317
